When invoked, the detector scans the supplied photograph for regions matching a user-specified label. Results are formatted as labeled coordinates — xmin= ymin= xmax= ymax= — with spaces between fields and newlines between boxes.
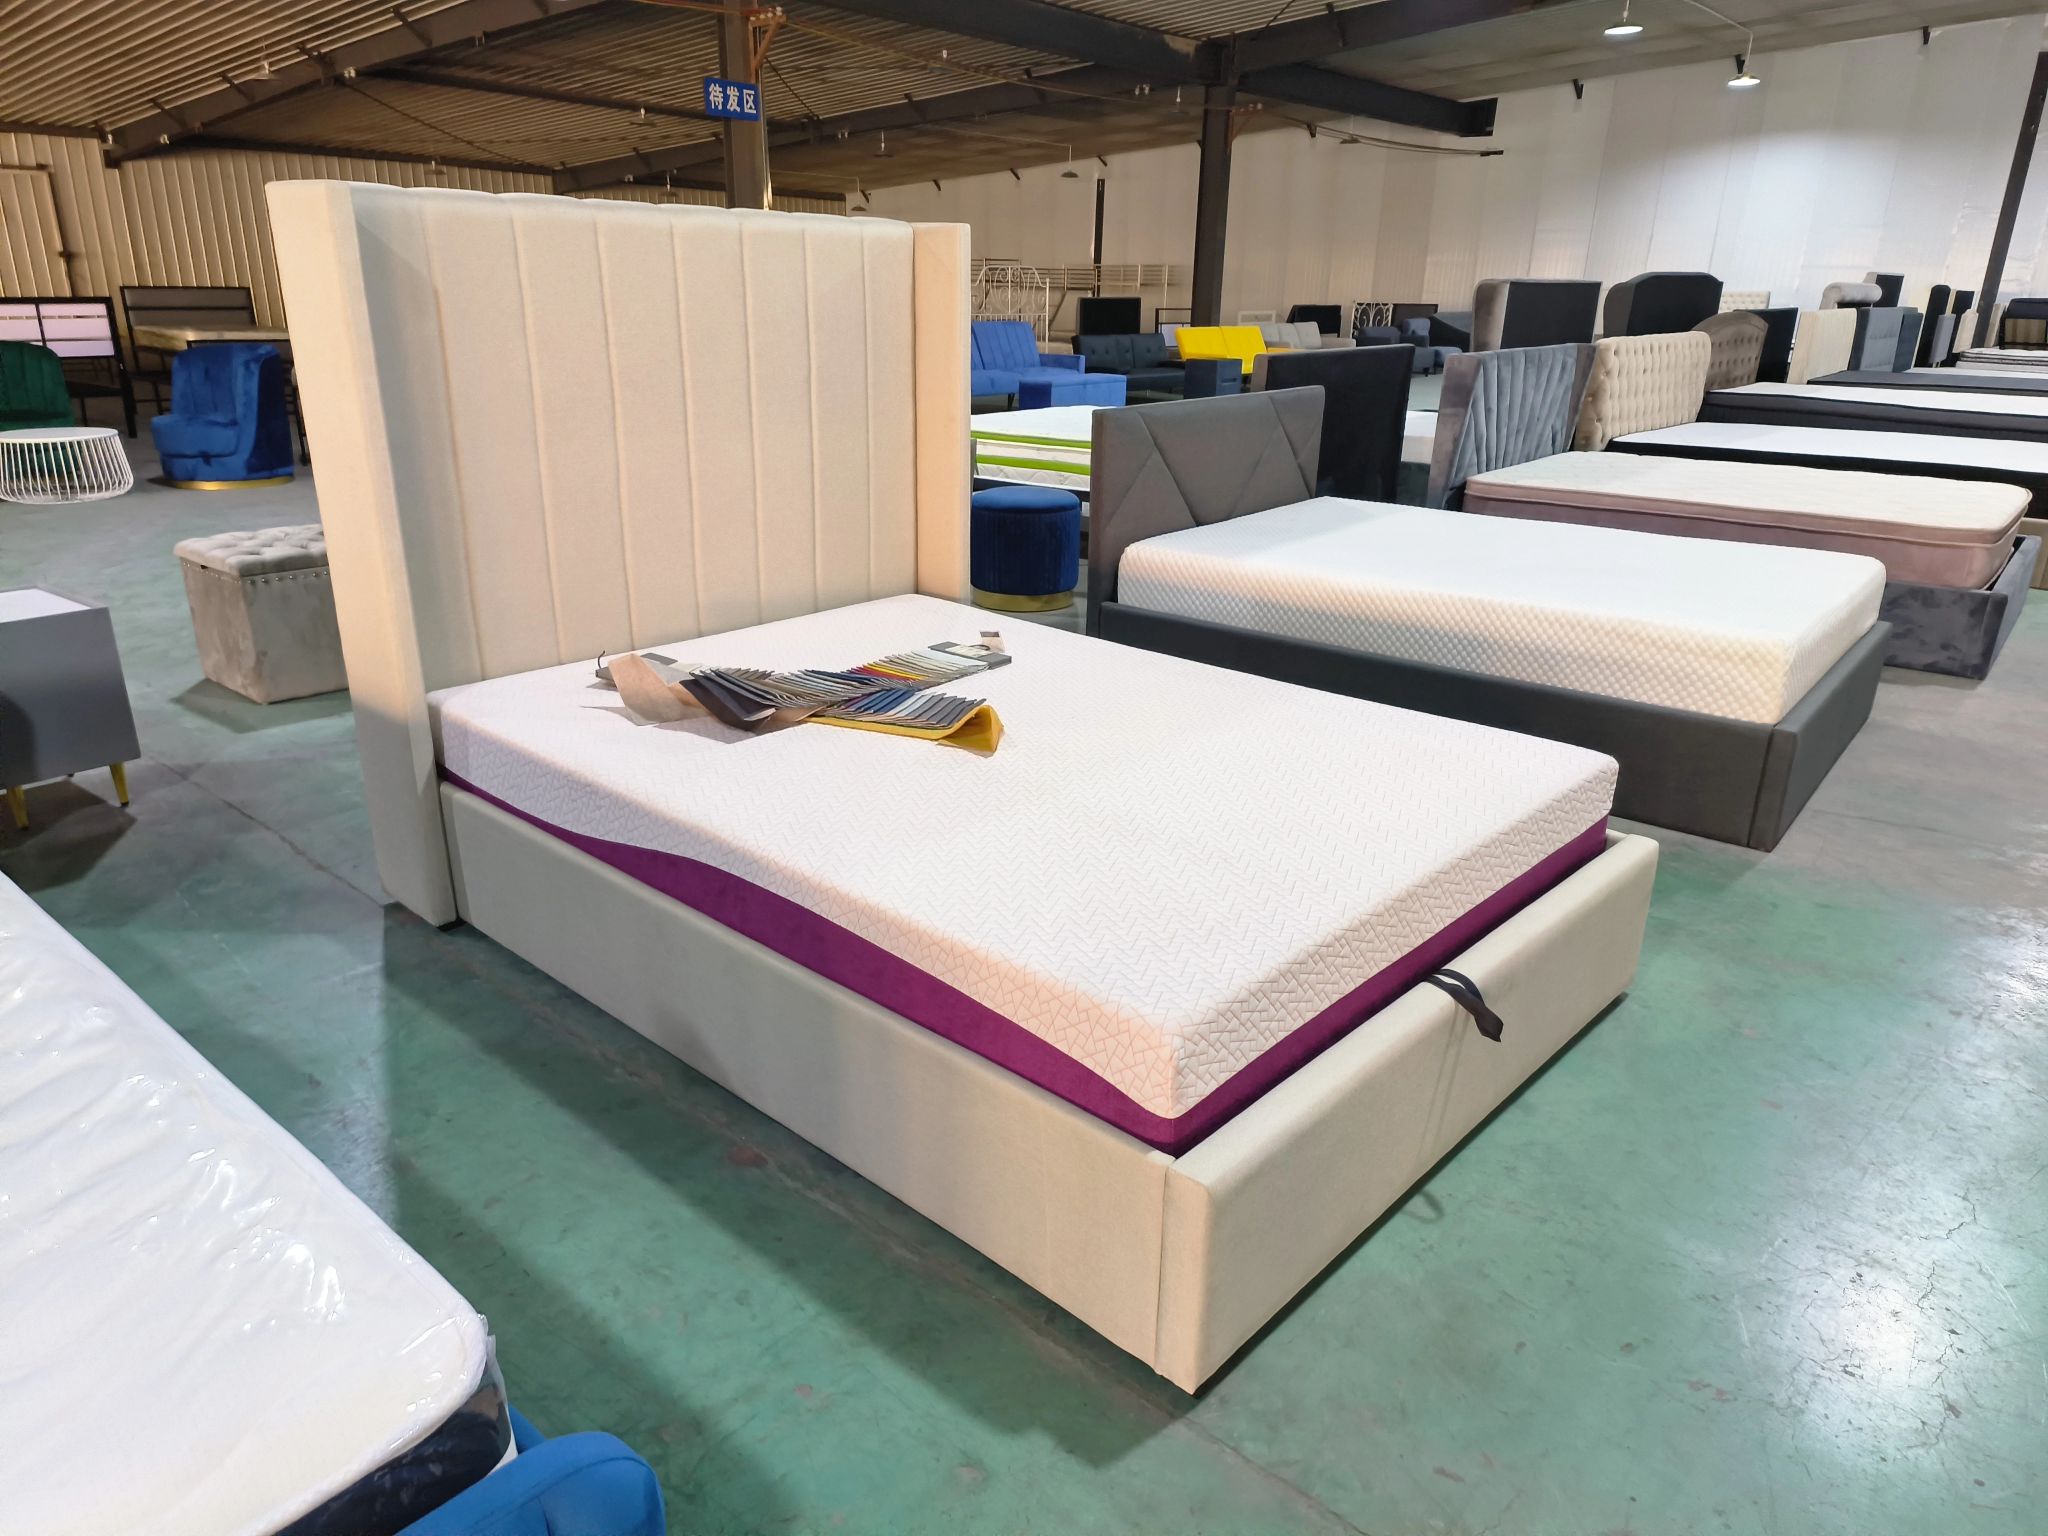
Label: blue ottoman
xmin=1016 ymin=372 xmax=1127 ymax=409
xmin=970 ymin=485 xmax=1082 ymax=612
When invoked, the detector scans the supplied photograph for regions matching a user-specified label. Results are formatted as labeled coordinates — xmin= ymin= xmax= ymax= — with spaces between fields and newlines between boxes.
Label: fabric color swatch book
xmin=602 ymin=640 xmax=1008 ymax=752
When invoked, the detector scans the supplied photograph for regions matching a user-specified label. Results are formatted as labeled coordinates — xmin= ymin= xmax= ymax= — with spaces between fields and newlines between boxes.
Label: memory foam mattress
xmin=1463 ymin=451 xmax=2025 ymax=587
xmin=1703 ymin=381 xmax=2048 ymax=441
xmin=0 ymin=877 xmax=498 ymax=1536
xmin=1115 ymin=497 xmax=1884 ymax=724
xmin=430 ymin=594 xmax=1614 ymax=1155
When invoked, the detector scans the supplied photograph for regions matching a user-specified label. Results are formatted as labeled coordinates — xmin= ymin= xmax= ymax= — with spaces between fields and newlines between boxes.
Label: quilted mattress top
xmin=0 ymin=878 xmax=488 ymax=1536
xmin=1115 ymin=497 xmax=1884 ymax=725
xmin=1620 ymin=420 xmax=2048 ymax=474
xmin=1468 ymin=451 xmax=2026 ymax=543
xmin=431 ymin=594 xmax=1614 ymax=1129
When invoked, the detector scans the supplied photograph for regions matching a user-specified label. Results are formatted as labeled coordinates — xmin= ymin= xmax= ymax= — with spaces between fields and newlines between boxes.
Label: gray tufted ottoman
xmin=175 ymin=525 xmax=346 ymax=703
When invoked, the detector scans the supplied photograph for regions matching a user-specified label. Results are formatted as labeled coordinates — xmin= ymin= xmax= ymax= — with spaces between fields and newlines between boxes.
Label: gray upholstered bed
xmin=1087 ymin=386 xmax=1889 ymax=851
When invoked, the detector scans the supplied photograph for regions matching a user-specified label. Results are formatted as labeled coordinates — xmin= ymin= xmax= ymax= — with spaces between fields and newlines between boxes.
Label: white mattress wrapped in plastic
xmin=0 ymin=877 xmax=492 ymax=1536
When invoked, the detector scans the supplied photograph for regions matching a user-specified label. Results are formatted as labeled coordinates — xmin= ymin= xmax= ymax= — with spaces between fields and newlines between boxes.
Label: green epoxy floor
xmin=6 ymin=450 xmax=2047 ymax=1535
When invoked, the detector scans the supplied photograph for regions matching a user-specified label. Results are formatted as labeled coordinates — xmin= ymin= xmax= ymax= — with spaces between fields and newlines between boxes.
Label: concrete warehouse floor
xmin=4 ymin=440 xmax=2045 ymax=1536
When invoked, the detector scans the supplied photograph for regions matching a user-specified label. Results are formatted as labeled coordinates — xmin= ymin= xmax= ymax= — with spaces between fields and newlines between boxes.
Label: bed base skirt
xmin=1879 ymin=535 xmax=2036 ymax=679
xmin=1095 ymin=605 xmax=1888 ymax=851
xmin=440 ymin=784 xmax=1656 ymax=1393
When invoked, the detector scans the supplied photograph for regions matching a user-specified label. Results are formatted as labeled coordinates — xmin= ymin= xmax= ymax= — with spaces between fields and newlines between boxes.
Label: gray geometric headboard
xmin=1425 ymin=343 xmax=1594 ymax=508
xmin=1086 ymin=388 xmax=1323 ymax=634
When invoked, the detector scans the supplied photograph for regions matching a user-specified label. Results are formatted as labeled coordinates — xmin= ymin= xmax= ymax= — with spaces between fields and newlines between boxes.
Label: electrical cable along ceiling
xmin=2 ymin=0 xmax=2043 ymax=196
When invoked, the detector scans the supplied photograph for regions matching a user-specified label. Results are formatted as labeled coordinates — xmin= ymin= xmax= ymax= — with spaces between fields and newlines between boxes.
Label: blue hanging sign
xmin=704 ymin=77 xmax=762 ymax=121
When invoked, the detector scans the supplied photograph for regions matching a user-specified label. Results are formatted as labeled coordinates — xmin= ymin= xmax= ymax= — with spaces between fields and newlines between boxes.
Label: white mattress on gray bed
xmin=1116 ymin=497 xmax=1884 ymax=725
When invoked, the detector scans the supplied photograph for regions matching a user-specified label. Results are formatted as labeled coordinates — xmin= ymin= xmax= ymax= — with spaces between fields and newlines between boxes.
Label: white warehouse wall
xmin=869 ymin=13 xmax=2048 ymax=322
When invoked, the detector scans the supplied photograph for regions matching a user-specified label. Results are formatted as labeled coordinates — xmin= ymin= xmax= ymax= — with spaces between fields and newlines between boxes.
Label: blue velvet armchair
xmin=398 ymin=1409 xmax=665 ymax=1536
xmin=149 ymin=342 xmax=294 ymax=486
xmin=969 ymin=320 xmax=1085 ymax=402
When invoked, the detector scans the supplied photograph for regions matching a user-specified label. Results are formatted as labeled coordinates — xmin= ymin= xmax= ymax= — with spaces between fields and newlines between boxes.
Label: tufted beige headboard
xmin=1784 ymin=307 xmax=1856 ymax=384
xmin=1572 ymin=332 xmax=1709 ymax=451
xmin=269 ymin=181 xmax=970 ymax=921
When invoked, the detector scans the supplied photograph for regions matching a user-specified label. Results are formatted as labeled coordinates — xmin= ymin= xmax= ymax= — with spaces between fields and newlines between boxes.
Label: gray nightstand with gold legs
xmin=0 ymin=589 xmax=142 ymax=829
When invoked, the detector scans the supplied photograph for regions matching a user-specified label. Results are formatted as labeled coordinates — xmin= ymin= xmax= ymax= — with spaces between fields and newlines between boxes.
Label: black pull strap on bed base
xmin=1425 ymin=967 xmax=1504 ymax=1041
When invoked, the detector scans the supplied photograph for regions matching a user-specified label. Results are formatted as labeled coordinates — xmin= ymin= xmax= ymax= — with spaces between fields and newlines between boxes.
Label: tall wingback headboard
xmin=268 ymin=181 xmax=970 ymax=921
xmin=1572 ymin=332 xmax=1709 ymax=451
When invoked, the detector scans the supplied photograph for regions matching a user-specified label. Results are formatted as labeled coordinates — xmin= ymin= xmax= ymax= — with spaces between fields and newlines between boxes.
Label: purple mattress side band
xmin=442 ymin=767 xmax=1606 ymax=1155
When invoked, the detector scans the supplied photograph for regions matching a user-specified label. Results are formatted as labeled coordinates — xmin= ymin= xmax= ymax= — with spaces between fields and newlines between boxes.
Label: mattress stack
xmin=1955 ymin=347 xmax=2048 ymax=374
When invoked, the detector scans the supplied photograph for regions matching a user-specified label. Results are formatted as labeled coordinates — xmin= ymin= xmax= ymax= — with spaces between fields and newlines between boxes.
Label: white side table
xmin=0 ymin=427 xmax=134 ymax=503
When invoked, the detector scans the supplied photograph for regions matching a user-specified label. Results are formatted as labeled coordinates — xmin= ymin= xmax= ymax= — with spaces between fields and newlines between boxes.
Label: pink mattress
xmin=1465 ymin=452 xmax=2027 ymax=588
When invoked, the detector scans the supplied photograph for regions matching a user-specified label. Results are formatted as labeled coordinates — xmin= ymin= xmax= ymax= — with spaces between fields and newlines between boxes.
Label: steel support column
xmin=1977 ymin=51 xmax=2048 ymax=346
xmin=1191 ymin=84 xmax=1235 ymax=327
xmin=718 ymin=0 xmax=770 ymax=209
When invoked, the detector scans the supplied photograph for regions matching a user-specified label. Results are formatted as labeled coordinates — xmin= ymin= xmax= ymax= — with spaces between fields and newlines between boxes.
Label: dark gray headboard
xmin=1086 ymin=387 xmax=1322 ymax=635
xmin=1425 ymin=343 xmax=1593 ymax=508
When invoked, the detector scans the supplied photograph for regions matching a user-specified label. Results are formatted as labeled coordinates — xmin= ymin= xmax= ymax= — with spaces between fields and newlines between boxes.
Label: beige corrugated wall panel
xmin=0 ymin=167 xmax=67 ymax=296
xmin=0 ymin=132 xmax=134 ymax=300
xmin=0 ymin=135 xmax=837 ymax=322
xmin=116 ymin=150 xmax=544 ymax=325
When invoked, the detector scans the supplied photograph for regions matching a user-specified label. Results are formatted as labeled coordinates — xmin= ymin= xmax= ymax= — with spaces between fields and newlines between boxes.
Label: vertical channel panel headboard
xmin=269 ymin=181 xmax=970 ymax=921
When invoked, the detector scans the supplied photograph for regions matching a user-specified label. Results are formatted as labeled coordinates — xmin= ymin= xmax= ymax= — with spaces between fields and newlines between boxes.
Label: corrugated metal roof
xmin=0 ymin=0 xmax=477 ymax=127
xmin=1043 ymin=0 xmax=1347 ymax=38
xmin=219 ymin=75 xmax=716 ymax=168
xmin=6 ymin=0 xmax=2043 ymax=194
xmin=452 ymin=5 xmax=1070 ymax=122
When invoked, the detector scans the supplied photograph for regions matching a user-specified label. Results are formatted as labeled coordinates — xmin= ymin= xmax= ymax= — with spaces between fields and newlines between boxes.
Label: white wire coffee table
xmin=0 ymin=427 xmax=134 ymax=504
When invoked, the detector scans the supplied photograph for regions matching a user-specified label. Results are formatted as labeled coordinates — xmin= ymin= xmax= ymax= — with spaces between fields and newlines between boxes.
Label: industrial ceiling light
xmin=1729 ymin=44 xmax=1762 ymax=87
xmin=1060 ymin=147 xmax=1080 ymax=179
xmin=1603 ymin=1 xmax=1642 ymax=38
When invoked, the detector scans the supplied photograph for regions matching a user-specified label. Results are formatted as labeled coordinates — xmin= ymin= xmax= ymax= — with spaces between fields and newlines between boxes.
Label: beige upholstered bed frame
xmin=1786 ymin=307 xmax=1857 ymax=385
xmin=269 ymin=182 xmax=969 ymax=923
xmin=1575 ymin=331 xmax=1710 ymax=451
xmin=271 ymin=181 xmax=1656 ymax=1392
